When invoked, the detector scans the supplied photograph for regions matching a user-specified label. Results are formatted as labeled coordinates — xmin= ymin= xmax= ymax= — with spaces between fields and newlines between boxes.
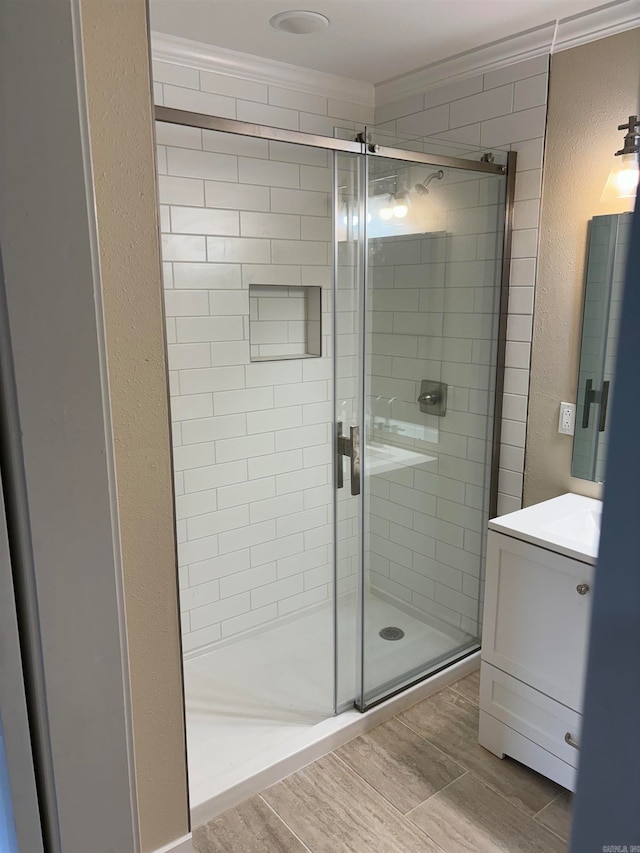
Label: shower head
xmin=414 ymin=169 xmax=444 ymax=195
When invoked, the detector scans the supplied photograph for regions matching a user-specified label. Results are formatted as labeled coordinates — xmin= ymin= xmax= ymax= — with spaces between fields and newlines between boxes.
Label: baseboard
xmin=152 ymin=832 xmax=193 ymax=853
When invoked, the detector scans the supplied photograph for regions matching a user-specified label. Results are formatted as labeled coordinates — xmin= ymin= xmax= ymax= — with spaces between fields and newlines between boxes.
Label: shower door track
xmin=155 ymin=103 xmax=516 ymax=712
xmin=154 ymin=106 xmax=507 ymax=175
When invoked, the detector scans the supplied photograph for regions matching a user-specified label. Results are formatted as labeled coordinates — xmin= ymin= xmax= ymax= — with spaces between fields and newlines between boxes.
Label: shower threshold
xmin=183 ymin=594 xmax=479 ymax=829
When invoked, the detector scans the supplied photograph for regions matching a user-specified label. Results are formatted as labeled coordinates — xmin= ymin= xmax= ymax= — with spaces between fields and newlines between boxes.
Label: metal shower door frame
xmin=349 ymin=136 xmax=516 ymax=711
xmin=153 ymin=106 xmax=515 ymax=716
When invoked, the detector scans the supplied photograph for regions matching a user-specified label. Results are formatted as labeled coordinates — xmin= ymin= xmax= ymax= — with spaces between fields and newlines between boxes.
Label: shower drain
xmin=379 ymin=626 xmax=404 ymax=641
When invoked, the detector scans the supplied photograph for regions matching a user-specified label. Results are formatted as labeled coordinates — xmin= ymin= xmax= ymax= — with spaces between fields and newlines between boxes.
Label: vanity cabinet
xmin=479 ymin=521 xmax=595 ymax=791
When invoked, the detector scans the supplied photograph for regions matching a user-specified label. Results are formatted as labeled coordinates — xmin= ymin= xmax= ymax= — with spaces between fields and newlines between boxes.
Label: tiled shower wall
xmin=154 ymin=58 xmax=374 ymax=652
xmin=153 ymin=49 xmax=548 ymax=652
xmin=375 ymin=54 xmax=550 ymax=517
xmin=366 ymin=168 xmax=503 ymax=636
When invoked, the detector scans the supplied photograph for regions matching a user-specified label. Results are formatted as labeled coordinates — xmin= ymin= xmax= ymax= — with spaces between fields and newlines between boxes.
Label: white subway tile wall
xmin=365 ymin=168 xmax=501 ymax=635
xmin=155 ymin=51 xmax=548 ymax=653
xmin=155 ymin=60 xmax=374 ymax=652
xmin=367 ymin=58 xmax=549 ymax=631
xmin=375 ymin=55 xmax=549 ymax=517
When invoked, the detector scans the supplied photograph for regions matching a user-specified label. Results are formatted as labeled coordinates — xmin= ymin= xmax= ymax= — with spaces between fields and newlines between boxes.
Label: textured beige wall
xmin=79 ymin=1 xmax=189 ymax=849
xmin=524 ymin=29 xmax=640 ymax=507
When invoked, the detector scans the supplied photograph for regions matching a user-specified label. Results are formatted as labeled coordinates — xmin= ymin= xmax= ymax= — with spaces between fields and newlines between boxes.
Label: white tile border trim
xmin=152 ymin=832 xmax=194 ymax=853
xmin=375 ymin=0 xmax=640 ymax=104
xmin=151 ymin=32 xmax=375 ymax=107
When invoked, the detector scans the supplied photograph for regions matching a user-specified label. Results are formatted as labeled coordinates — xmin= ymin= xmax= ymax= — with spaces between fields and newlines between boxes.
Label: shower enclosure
xmin=155 ymin=105 xmax=513 ymax=812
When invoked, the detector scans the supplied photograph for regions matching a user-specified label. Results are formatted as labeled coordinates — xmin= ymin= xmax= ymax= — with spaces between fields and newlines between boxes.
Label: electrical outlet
xmin=558 ymin=402 xmax=576 ymax=435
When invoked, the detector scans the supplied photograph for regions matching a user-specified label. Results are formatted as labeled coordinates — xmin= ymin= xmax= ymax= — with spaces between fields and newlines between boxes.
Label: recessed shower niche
xmin=249 ymin=284 xmax=322 ymax=361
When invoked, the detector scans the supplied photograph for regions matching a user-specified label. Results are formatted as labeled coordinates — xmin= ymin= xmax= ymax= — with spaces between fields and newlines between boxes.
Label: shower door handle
xmin=350 ymin=425 xmax=360 ymax=496
xmin=337 ymin=423 xmax=361 ymax=496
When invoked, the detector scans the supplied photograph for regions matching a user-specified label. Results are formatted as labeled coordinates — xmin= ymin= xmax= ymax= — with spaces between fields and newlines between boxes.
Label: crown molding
xmin=151 ymin=32 xmax=375 ymax=107
xmin=152 ymin=2 xmax=637 ymax=111
xmin=375 ymin=0 xmax=640 ymax=106
xmin=552 ymin=0 xmax=640 ymax=53
xmin=375 ymin=24 xmax=555 ymax=105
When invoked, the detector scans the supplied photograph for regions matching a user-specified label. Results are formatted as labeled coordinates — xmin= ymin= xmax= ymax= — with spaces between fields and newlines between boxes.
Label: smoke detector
xmin=269 ymin=10 xmax=330 ymax=34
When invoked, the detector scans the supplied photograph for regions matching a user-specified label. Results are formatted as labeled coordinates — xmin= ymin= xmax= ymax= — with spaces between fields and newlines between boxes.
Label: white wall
xmin=375 ymin=55 xmax=550 ymax=517
xmin=154 ymin=57 xmax=374 ymax=653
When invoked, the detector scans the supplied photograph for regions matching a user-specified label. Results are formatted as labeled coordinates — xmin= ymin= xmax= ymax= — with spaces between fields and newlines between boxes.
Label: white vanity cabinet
xmin=479 ymin=494 xmax=600 ymax=791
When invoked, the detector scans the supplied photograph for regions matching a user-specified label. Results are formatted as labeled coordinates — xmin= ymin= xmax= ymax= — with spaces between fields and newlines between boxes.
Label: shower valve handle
xmin=418 ymin=380 xmax=447 ymax=416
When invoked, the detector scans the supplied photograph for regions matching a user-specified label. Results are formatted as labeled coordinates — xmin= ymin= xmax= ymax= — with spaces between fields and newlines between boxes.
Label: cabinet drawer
xmin=482 ymin=531 xmax=594 ymax=711
xmin=480 ymin=662 xmax=582 ymax=768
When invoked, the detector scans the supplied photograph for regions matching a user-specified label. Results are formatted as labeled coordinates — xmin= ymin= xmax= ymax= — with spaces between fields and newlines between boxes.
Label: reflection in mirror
xmin=572 ymin=213 xmax=632 ymax=483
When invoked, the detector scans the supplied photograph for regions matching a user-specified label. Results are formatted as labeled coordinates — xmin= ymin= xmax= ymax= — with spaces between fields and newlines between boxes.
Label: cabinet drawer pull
xmin=576 ymin=583 xmax=590 ymax=595
xmin=564 ymin=732 xmax=580 ymax=750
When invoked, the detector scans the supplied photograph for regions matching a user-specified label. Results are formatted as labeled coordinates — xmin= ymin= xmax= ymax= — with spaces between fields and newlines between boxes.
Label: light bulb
xmin=392 ymin=190 xmax=410 ymax=218
xmin=379 ymin=206 xmax=393 ymax=220
xmin=601 ymin=152 xmax=639 ymax=203
xmin=613 ymin=165 xmax=639 ymax=196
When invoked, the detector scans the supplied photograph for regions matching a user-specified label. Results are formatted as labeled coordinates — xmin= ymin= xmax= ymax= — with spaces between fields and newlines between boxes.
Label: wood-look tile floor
xmin=193 ymin=670 xmax=573 ymax=853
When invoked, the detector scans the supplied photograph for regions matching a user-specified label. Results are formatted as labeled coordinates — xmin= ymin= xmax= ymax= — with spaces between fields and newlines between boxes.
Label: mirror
xmin=572 ymin=212 xmax=632 ymax=482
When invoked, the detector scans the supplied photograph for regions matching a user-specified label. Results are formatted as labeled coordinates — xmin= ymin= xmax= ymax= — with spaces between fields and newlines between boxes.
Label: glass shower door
xmin=156 ymin=115 xmax=364 ymax=789
xmin=334 ymin=149 xmax=363 ymax=711
xmin=335 ymin=144 xmax=508 ymax=710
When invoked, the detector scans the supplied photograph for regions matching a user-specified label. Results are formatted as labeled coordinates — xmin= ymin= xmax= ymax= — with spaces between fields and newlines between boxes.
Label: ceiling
xmin=149 ymin=0 xmax=612 ymax=84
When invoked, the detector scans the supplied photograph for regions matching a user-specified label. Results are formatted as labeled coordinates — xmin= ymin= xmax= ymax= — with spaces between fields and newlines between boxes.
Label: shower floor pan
xmin=184 ymin=593 xmax=478 ymax=828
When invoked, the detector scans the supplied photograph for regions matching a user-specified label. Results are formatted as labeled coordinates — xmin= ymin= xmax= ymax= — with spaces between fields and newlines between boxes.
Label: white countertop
xmin=489 ymin=493 xmax=602 ymax=565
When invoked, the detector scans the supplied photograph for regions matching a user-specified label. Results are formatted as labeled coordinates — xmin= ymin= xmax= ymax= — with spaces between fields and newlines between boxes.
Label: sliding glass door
xmin=155 ymin=105 xmax=512 ymax=720
xmin=335 ymin=142 xmax=509 ymax=710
